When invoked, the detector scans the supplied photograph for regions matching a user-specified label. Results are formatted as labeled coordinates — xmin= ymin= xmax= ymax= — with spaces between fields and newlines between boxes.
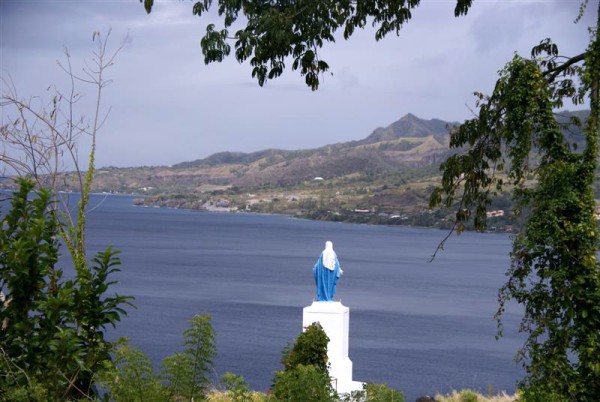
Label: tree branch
xmin=543 ymin=52 xmax=586 ymax=82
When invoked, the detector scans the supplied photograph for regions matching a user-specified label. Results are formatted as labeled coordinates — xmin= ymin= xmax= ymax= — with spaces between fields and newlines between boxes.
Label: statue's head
xmin=325 ymin=240 xmax=333 ymax=250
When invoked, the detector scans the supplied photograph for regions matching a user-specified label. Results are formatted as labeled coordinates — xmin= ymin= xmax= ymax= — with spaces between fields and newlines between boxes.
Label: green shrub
xmin=364 ymin=383 xmax=406 ymax=402
xmin=281 ymin=322 xmax=329 ymax=373
xmin=271 ymin=364 xmax=334 ymax=402
xmin=271 ymin=323 xmax=334 ymax=401
xmin=162 ymin=314 xmax=217 ymax=399
xmin=0 ymin=179 xmax=132 ymax=399
xmin=518 ymin=386 xmax=565 ymax=402
xmin=341 ymin=383 xmax=405 ymax=402
xmin=220 ymin=372 xmax=254 ymax=402
xmin=458 ymin=389 xmax=479 ymax=402
xmin=99 ymin=314 xmax=217 ymax=401
xmin=97 ymin=341 xmax=167 ymax=402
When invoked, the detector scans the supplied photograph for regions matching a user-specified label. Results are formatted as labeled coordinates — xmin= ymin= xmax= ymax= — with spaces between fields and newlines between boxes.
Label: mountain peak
xmin=364 ymin=113 xmax=454 ymax=144
xmin=400 ymin=113 xmax=419 ymax=120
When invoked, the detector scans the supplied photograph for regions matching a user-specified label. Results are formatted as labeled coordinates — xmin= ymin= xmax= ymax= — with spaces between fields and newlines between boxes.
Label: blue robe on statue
xmin=313 ymin=252 xmax=341 ymax=301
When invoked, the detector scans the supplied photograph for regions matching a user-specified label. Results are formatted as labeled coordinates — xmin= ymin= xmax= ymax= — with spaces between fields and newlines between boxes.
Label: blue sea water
xmin=3 ymin=193 xmax=525 ymax=400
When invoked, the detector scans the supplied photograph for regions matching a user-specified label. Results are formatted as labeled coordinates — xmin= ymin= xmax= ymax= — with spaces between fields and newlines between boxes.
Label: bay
xmin=5 ymin=193 xmax=525 ymax=400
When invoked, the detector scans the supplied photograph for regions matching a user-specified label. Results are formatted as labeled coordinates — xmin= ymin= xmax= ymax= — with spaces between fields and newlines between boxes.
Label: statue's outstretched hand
xmin=340 ymin=269 xmax=344 ymax=276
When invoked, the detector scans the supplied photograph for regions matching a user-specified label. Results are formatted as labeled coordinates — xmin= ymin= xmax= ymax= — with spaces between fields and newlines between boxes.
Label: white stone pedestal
xmin=303 ymin=301 xmax=364 ymax=394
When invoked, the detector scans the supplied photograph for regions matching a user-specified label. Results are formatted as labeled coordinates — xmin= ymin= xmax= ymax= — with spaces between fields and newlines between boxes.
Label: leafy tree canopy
xmin=426 ymin=2 xmax=600 ymax=400
xmin=142 ymin=0 xmax=472 ymax=89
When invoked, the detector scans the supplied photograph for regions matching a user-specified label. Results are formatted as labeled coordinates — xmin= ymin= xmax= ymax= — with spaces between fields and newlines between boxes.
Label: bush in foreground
xmin=341 ymin=383 xmax=406 ymax=402
xmin=98 ymin=314 xmax=216 ymax=401
xmin=0 ymin=179 xmax=132 ymax=400
xmin=435 ymin=389 xmax=516 ymax=402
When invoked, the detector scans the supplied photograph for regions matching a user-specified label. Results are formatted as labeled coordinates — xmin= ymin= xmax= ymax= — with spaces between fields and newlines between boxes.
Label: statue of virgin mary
xmin=313 ymin=241 xmax=343 ymax=301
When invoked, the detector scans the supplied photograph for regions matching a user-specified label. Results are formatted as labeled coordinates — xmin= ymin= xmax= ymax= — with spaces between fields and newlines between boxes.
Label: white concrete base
xmin=303 ymin=301 xmax=364 ymax=394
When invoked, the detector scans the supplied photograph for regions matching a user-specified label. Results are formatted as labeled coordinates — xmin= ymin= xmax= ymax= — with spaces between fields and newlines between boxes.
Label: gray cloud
xmin=1 ymin=0 xmax=595 ymax=168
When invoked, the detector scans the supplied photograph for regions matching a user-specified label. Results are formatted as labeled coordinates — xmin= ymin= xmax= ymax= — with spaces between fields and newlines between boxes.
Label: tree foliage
xmin=162 ymin=314 xmax=217 ymax=400
xmin=280 ymin=322 xmax=329 ymax=373
xmin=272 ymin=322 xmax=333 ymax=401
xmin=219 ymin=372 xmax=254 ymax=402
xmin=271 ymin=364 xmax=333 ymax=402
xmin=141 ymin=0 xmax=473 ymax=90
xmin=429 ymin=3 xmax=600 ymax=401
xmin=99 ymin=314 xmax=217 ymax=401
xmin=345 ymin=383 xmax=406 ymax=402
xmin=97 ymin=340 xmax=168 ymax=402
xmin=1 ymin=30 xmax=133 ymax=400
xmin=0 ymin=179 xmax=132 ymax=400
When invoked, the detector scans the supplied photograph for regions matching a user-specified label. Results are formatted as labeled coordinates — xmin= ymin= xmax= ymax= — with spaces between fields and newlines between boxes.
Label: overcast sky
xmin=1 ymin=0 xmax=596 ymax=168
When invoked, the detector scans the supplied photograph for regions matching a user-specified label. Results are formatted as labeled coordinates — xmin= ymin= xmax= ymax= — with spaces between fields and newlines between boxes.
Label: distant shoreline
xmin=131 ymin=198 xmax=514 ymax=235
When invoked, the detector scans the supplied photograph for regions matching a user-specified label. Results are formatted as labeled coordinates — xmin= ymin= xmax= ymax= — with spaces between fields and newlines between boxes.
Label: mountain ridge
xmin=41 ymin=109 xmax=586 ymax=229
xmin=62 ymin=110 xmax=590 ymax=212
xmin=168 ymin=113 xmax=458 ymax=186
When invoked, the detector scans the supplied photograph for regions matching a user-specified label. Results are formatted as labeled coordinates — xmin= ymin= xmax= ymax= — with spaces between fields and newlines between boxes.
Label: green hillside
xmin=7 ymin=111 xmax=589 ymax=231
